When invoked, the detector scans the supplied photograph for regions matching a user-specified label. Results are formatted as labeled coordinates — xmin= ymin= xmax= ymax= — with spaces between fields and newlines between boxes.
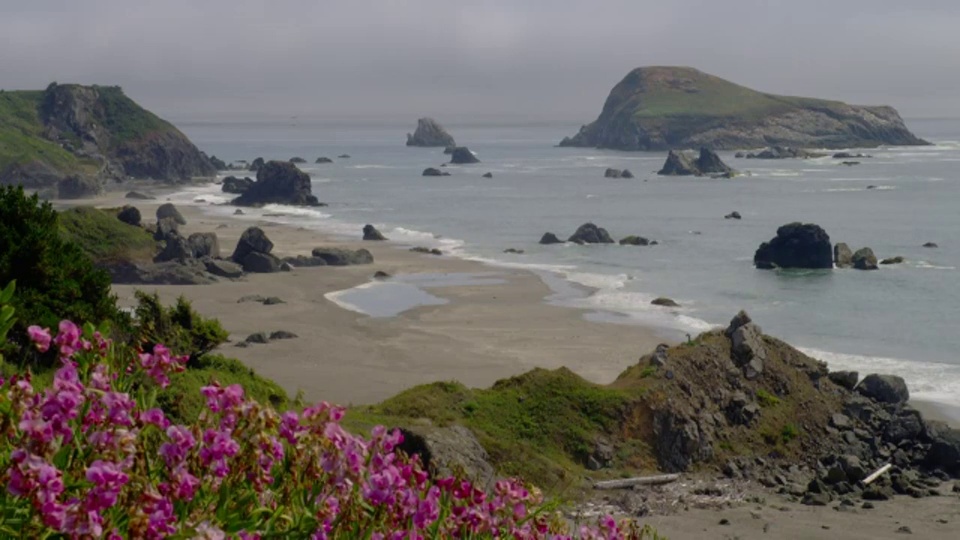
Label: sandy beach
xmin=94 ymin=191 xmax=664 ymax=405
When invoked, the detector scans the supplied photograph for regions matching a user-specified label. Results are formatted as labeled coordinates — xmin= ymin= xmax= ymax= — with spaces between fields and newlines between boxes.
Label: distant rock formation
xmin=289 ymin=157 xmax=307 ymax=164
xmin=449 ymin=147 xmax=480 ymax=164
xmin=754 ymin=223 xmax=833 ymax=269
xmin=619 ymin=235 xmax=653 ymax=246
xmin=363 ymin=224 xmax=386 ymax=241
xmin=221 ymin=176 xmax=254 ymax=194
xmin=232 ymin=161 xmax=322 ymax=207
xmin=315 ymin=157 xmax=333 ymax=164
xmin=539 ymin=232 xmax=563 ymax=245
xmin=658 ymin=148 xmax=735 ymax=176
xmin=834 ymin=243 xmax=853 ymax=268
xmin=422 ymin=167 xmax=449 ymax=177
xmin=743 ymin=146 xmax=826 ymax=159
xmin=559 ymin=66 xmax=927 ymax=151
xmin=568 ymin=223 xmax=614 ymax=244
xmin=406 ymin=118 xmax=456 ymax=147
xmin=852 ymin=247 xmax=878 ymax=271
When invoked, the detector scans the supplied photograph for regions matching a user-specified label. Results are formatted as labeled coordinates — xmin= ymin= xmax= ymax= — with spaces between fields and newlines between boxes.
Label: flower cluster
xmin=0 ymin=320 xmax=653 ymax=538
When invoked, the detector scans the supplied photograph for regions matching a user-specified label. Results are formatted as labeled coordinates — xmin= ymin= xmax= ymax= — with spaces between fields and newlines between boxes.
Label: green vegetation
xmin=352 ymin=367 xmax=643 ymax=492
xmin=780 ymin=423 xmax=800 ymax=443
xmin=58 ymin=206 xmax=156 ymax=264
xmin=0 ymin=90 xmax=81 ymax=172
xmin=130 ymin=291 xmax=229 ymax=363
xmin=0 ymin=186 xmax=120 ymax=356
xmin=91 ymin=85 xmax=173 ymax=144
xmin=756 ymin=388 xmax=781 ymax=408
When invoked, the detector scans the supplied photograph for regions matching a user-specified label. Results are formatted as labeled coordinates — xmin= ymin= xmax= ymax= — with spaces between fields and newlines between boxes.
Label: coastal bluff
xmin=0 ymin=82 xmax=214 ymax=198
xmin=559 ymin=66 xmax=928 ymax=151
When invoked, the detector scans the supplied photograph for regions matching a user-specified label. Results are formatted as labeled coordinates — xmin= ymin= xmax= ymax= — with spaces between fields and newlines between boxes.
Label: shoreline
xmin=85 ymin=188 xmax=666 ymax=405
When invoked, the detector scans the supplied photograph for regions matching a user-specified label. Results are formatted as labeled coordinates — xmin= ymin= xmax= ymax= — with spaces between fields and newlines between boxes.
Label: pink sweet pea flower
xmin=27 ymin=325 xmax=52 ymax=352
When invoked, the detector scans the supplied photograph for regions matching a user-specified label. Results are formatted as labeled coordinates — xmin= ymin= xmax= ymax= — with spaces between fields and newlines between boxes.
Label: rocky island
xmin=559 ymin=66 xmax=928 ymax=151
xmin=405 ymin=117 xmax=456 ymax=147
xmin=0 ymin=83 xmax=215 ymax=197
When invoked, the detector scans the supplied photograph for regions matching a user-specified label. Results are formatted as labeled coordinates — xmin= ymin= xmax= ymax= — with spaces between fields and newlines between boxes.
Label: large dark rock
xmin=657 ymin=148 xmax=734 ymax=176
xmin=619 ymin=235 xmax=652 ymax=246
xmin=653 ymin=410 xmax=713 ymax=472
xmin=241 ymin=252 xmax=282 ymax=273
xmin=406 ymin=118 xmax=456 ymax=147
xmin=207 ymin=154 xmax=228 ymax=170
xmin=604 ymin=168 xmax=623 ymax=178
xmin=154 ymin=234 xmax=192 ymax=263
xmin=231 ymin=227 xmax=274 ymax=262
xmin=117 ymin=205 xmax=142 ymax=227
xmin=857 ymin=374 xmax=909 ymax=404
xmin=125 ymin=191 xmax=154 ymax=200
xmin=422 ymin=167 xmax=448 ymax=177
xmin=852 ymin=247 xmax=878 ymax=271
xmin=156 ymin=203 xmax=186 ymax=225
xmin=696 ymin=148 xmax=735 ymax=175
xmin=828 ymin=370 xmax=859 ymax=390
xmin=106 ymin=260 xmax=216 ymax=285
xmin=154 ymin=217 xmax=180 ymax=241
xmin=249 ymin=157 xmax=265 ymax=172
xmin=449 ymin=147 xmax=480 ymax=164
xmin=362 ymin=224 xmax=386 ymax=241
xmin=398 ymin=425 xmax=495 ymax=489
xmin=281 ymin=255 xmax=328 ymax=267
xmin=315 ymin=157 xmax=333 ymax=164
xmin=924 ymin=424 xmax=960 ymax=475
xmin=754 ymin=222 xmax=833 ymax=269
xmin=539 ymin=232 xmax=563 ymax=245
xmin=310 ymin=247 xmax=374 ymax=266
xmin=222 ymin=176 xmax=254 ymax=194
xmin=187 ymin=232 xmax=220 ymax=259
xmin=730 ymin=322 xmax=766 ymax=379
xmin=620 ymin=169 xmax=634 ymax=178
xmin=834 ymin=243 xmax=853 ymax=268
xmin=568 ymin=223 xmax=614 ymax=244
xmin=289 ymin=157 xmax=307 ymax=164
xmin=204 ymin=259 xmax=244 ymax=278
xmin=232 ymin=161 xmax=321 ymax=207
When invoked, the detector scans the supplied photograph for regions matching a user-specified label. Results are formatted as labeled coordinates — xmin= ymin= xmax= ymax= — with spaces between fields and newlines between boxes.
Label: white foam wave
xmin=916 ymin=261 xmax=956 ymax=270
xmin=799 ymin=347 xmax=960 ymax=406
xmin=350 ymin=165 xmax=397 ymax=169
xmin=562 ymin=271 xmax=630 ymax=290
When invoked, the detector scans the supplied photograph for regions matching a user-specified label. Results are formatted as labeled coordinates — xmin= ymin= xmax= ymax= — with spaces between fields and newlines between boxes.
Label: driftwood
xmin=862 ymin=463 xmax=892 ymax=485
xmin=593 ymin=474 xmax=680 ymax=490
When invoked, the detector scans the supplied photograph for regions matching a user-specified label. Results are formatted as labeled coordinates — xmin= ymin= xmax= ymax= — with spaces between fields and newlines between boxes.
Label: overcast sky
xmin=2 ymin=0 xmax=958 ymax=123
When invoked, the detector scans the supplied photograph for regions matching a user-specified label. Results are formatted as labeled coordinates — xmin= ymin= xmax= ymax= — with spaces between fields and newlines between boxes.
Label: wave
xmin=916 ymin=261 xmax=957 ymax=270
xmin=799 ymin=347 xmax=960 ymax=407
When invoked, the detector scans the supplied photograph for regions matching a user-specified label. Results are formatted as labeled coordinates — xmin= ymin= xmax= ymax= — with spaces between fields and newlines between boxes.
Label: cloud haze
xmin=2 ymin=0 xmax=958 ymax=122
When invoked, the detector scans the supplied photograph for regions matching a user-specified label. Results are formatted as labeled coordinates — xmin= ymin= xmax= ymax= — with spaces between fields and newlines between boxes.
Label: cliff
xmin=0 ymin=83 xmax=214 ymax=197
xmin=559 ymin=67 xmax=928 ymax=151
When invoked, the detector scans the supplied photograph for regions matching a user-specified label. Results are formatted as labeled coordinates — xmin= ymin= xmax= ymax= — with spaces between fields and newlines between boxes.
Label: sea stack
xmin=406 ymin=118 xmax=456 ymax=147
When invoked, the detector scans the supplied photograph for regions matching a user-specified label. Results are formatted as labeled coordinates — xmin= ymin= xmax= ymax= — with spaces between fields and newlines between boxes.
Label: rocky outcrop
xmin=724 ymin=211 xmax=741 ymax=220
xmin=834 ymin=243 xmax=853 ymax=268
xmin=539 ymin=232 xmax=563 ymax=245
xmin=105 ymin=260 xmax=217 ymax=285
xmin=482 ymin=172 xmax=493 ymax=178
xmin=422 ymin=167 xmax=449 ymax=177
xmin=117 ymin=206 xmax=142 ymax=227
xmin=232 ymin=161 xmax=321 ymax=207
xmin=568 ymin=223 xmax=614 ymax=244
xmin=310 ymin=247 xmax=374 ymax=266
xmin=56 ymin=175 xmax=103 ymax=198
xmin=156 ymin=203 xmax=186 ymax=225
xmin=406 ymin=118 xmax=456 ymax=147
xmin=743 ymin=146 xmax=825 ymax=159
xmin=619 ymin=235 xmax=653 ymax=246
xmin=604 ymin=168 xmax=623 ymax=178
xmin=857 ymin=374 xmax=909 ymax=404
xmin=449 ymin=147 xmax=480 ymax=164
xmin=187 ymin=232 xmax=220 ymax=259
xmin=852 ymin=247 xmax=878 ymax=270
xmin=249 ymin=157 xmax=265 ymax=172
xmin=222 ymin=176 xmax=253 ymax=194
xmin=657 ymin=148 xmax=734 ymax=176
xmin=362 ymin=224 xmax=386 ymax=241
xmin=231 ymin=226 xmax=278 ymax=273
xmin=398 ymin=425 xmax=495 ymax=489
xmin=922 ymin=242 xmax=938 ymax=248
xmin=289 ymin=157 xmax=307 ymax=164
xmin=754 ymin=223 xmax=833 ymax=269
xmin=651 ymin=297 xmax=679 ymax=307
xmin=880 ymin=256 xmax=905 ymax=265
xmin=315 ymin=157 xmax=332 ymax=164
xmin=559 ymin=67 xmax=927 ymax=151
xmin=204 ymin=259 xmax=243 ymax=278
xmin=125 ymin=191 xmax=153 ymax=200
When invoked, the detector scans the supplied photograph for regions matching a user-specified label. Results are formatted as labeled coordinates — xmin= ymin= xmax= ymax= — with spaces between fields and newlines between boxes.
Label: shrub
xmin=755 ymin=389 xmax=781 ymax=408
xmin=0 ymin=186 xmax=120 ymax=362
xmin=131 ymin=291 xmax=228 ymax=363
xmin=0 ymin=314 xmax=658 ymax=538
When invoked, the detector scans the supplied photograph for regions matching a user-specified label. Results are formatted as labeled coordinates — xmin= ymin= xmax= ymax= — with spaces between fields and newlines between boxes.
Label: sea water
xmin=168 ymin=118 xmax=960 ymax=406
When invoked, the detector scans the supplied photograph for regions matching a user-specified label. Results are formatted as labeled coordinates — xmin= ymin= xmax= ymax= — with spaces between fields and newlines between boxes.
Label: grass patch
xmin=58 ymin=206 xmax=156 ymax=264
xmin=91 ymin=85 xmax=172 ymax=145
xmin=0 ymin=90 xmax=81 ymax=172
xmin=755 ymin=389 xmax=781 ymax=408
xmin=350 ymin=367 xmax=639 ymax=492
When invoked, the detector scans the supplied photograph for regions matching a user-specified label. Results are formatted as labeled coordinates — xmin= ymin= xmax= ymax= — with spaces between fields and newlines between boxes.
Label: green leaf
xmin=0 ymin=280 xmax=14 ymax=304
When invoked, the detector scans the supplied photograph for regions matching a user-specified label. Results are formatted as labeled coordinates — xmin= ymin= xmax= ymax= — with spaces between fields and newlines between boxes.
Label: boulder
xmin=568 ymin=223 xmax=614 ymax=244
xmin=619 ymin=235 xmax=651 ymax=246
xmin=724 ymin=310 xmax=752 ymax=337
xmin=398 ymin=425 xmax=495 ymax=489
xmin=695 ymin=147 xmax=735 ymax=175
xmin=232 ymin=161 xmax=321 ymax=207
xmin=922 ymin=242 xmax=938 ymax=248
xmin=852 ymin=247 xmax=878 ymax=271
xmin=410 ymin=247 xmax=442 ymax=256
xmin=657 ymin=150 xmax=700 ymax=176
xmin=828 ymin=370 xmax=859 ymax=391
xmin=207 ymin=154 xmax=228 ymax=170
xmin=449 ymin=147 xmax=480 ymax=164
xmin=621 ymin=169 xmax=634 ymax=178
xmin=338 ymin=154 xmax=351 ymax=159
xmin=731 ymin=322 xmax=766 ymax=379
xmin=857 ymin=374 xmax=909 ymax=404
xmin=834 ymin=243 xmax=853 ymax=268
xmin=422 ymin=167 xmax=448 ymax=177
xmin=406 ymin=118 xmax=456 ymax=147
xmin=310 ymin=247 xmax=374 ymax=266
xmin=204 ymin=259 xmax=244 ymax=278
xmin=883 ymin=408 xmax=924 ymax=443
xmin=539 ymin=232 xmax=563 ymax=245
xmin=651 ymin=297 xmax=680 ymax=307
xmin=117 ymin=205 xmax=142 ymax=227
xmin=289 ymin=157 xmax=307 ymax=164
xmin=249 ymin=157 xmax=265 ymax=172
xmin=106 ymin=260 xmax=216 ymax=285
xmin=502 ymin=248 xmax=524 ymax=254
xmin=924 ymin=424 xmax=960 ymax=475
xmin=125 ymin=191 xmax=154 ymax=200
xmin=724 ymin=211 xmax=742 ymax=220
xmin=156 ymin=203 xmax=186 ymax=225
xmin=315 ymin=157 xmax=333 ymax=164
xmin=269 ymin=330 xmax=298 ymax=340
xmin=154 ymin=234 xmax=192 ymax=263
xmin=280 ymin=255 xmax=328 ymax=268
xmin=187 ymin=232 xmax=220 ymax=259
xmin=222 ymin=176 xmax=254 ymax=194
xmin=154 ymin=217 xmax=180 ymax=241
xmin=231 ymin=227 xmax=274 ymax=262
xmin=604 ymin=168 xmax=622 ymax=178
xmin=362 ymin=224 xmax=387 ymax=241
xmin=482 ymin=172 xmax=493 ymax=178
xmin=241 ymin=252 xmax=282 ymax=273
xmin=754 ymin=222 xmax=833 ymax=269
xmin=880 ymin=256 xmax=905 ymax=265
xmin=245 ymin=332 xmax=269 ymax=344
xmin=373 ymin=271 xmax=391 ymax=279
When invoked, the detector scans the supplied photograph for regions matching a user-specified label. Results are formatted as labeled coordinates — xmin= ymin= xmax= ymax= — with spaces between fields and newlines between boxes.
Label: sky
xmin=1 ymin=0 xmax=958 ymax=123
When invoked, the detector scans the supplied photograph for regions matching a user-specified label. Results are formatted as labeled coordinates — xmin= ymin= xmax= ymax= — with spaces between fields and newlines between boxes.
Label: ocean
xmin=167 ymin=118 xmax=960 ymax=407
